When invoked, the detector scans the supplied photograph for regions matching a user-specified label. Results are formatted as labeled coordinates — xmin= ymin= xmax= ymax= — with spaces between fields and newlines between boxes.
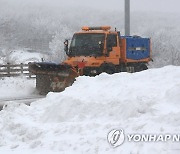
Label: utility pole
xmin=125 ymin=0 xmax=130 ymax=36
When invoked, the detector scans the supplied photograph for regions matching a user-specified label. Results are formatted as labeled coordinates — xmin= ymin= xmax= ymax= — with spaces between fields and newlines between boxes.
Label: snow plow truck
xmin=29 ymin=26 xmax=152 ymax=94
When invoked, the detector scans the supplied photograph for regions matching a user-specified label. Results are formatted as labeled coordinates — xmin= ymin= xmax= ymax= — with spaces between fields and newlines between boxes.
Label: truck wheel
xmin=139 ymin=64 xmax=148 ymax=71
xmin=105 ymin=68 xmax=115 ymax=74
xmin=101 ymin=63 xmax=115 ymax=74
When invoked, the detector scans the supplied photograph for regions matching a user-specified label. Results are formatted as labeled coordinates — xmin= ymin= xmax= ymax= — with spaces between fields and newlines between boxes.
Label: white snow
xmin=0 ymin=77 xmax=36 ymax=106
xmin=0 ymin=66 xmax=180 ymax=154
xmin=0 ymin=50 xmax=47 ymax=65
xmin=8 ymin=50 xmax=44 ymax=64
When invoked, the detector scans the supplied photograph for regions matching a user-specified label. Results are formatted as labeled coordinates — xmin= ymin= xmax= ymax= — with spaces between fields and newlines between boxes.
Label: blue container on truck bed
xmin=122 ymin=36 xmax=151 ymax=60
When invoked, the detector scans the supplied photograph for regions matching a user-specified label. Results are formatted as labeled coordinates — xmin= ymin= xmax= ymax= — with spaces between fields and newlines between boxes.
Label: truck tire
xmin=139 ymin=64 xmax=148 ymax=71
xmin=105 ymin=67 xmax=115 ymax=74
xmin=101 ymin=63 xmax=115 ymax=74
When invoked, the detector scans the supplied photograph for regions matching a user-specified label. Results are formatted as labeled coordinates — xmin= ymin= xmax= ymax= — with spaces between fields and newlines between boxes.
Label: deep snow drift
xmin=0 ymin=66 xmax=180 ymax=154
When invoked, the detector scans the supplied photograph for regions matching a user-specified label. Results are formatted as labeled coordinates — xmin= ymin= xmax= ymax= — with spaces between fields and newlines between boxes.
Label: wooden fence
xmin=0 ymin=63 xmax=35 ymax=78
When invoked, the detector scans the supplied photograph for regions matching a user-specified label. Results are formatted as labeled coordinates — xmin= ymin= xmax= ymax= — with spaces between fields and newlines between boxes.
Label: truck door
xmin=106 ymin=34 xmax=117 ymax=53
xmin=106 ymin=34 xmax=120 ymax=65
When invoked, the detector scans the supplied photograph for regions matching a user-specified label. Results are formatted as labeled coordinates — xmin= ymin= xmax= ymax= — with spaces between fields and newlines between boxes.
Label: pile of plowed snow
xmin=0 ymin=66 xmax=180 ymax=154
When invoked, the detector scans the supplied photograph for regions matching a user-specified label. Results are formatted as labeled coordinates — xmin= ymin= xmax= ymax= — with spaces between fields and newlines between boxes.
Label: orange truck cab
xmin=64 ymin=26 xmax=152 ymax=76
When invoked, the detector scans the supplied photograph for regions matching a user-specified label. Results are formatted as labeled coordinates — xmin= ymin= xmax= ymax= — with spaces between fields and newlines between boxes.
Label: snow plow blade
xmin=29 ymin=62 xmax=74 ymax=76
xmin=29 ymin=62 xmax=79 ymax=94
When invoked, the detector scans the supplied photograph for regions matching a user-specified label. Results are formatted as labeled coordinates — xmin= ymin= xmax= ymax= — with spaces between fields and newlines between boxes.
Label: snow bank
xmin=0 ymin=66 xmax=180 ymax=154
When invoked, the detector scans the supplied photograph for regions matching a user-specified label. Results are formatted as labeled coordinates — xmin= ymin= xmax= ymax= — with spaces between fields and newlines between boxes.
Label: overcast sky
xmin=70 ymin=0 xmax=180 ymax=13
xmin=1 ymin=0 xmax=180 ymax=13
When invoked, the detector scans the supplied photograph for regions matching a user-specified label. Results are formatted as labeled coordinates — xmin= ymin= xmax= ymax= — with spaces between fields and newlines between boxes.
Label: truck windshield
xmin=69 ymin=33 xmax=105 ymax=56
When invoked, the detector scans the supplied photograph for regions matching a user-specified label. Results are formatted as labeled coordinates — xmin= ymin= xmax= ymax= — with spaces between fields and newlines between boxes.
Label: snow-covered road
xmin=0 ymin=76 xmax=42 ymax=110
xmin=0 ymin=65 xmax=180 ymax=154
xmin=0 ymin=76 xmax=36 ymax=99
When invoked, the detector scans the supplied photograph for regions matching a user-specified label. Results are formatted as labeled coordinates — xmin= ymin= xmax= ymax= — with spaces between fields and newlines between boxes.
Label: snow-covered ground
xmin=0 ymin=66 xmax=180 ymax=154
xmin=0 ymin=50 xmax=47 ymax=65
xmin=0 ymin=77 xmax=36 ymax=106
xmin=8 ymin=50 xmax=45 ymax=64
xmin=0 ymin=77 xmax=35 ymax=98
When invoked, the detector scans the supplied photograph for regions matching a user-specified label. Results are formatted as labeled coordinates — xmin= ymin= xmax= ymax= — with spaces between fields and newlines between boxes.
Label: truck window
xmin=106 ymin=34 xmax=117 ymax=52
xmin=69 ymin=33 xmax=105 ymax=56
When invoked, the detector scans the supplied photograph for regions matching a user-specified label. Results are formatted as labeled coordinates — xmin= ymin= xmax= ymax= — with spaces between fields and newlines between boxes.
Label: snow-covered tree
xmin=49 ymin=26 xmax=74 ymax=63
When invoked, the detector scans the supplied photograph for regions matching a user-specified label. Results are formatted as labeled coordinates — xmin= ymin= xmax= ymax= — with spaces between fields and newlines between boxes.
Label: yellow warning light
xmin=81 ymin=26 xmax=89 ymax=31
xmin=81 ymin=26 xmax=111 ymax=31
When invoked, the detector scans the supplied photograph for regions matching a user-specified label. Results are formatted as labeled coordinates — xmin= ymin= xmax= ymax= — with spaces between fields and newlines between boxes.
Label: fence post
xmin=20 ymin=63 xmax=23 ymax=74
xmin=29 ymin=72 xmax=32 ymax=78
xmin=7 ymin=63 xmax=10 ymax=77
xmin=28 ymin=62 xmax=31 ymax=78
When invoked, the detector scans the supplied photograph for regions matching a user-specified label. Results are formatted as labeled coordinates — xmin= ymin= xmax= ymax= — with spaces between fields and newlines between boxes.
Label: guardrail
xmin=0 ymin=63 xmax=35 ymax=78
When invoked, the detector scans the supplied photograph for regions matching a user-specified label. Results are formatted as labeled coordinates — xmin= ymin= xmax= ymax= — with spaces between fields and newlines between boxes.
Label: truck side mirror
xmin=64 ymin=40 xmax=69 ymax=54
